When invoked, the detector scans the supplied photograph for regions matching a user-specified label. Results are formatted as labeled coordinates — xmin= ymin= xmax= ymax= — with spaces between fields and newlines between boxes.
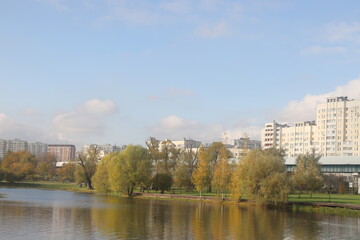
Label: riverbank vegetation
xmin=0 ymin=139 xmax=358 ymax=207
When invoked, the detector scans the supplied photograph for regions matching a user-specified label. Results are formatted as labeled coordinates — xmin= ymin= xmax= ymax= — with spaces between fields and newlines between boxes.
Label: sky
xmin=1 ymin=0 xmax=360 ymax=147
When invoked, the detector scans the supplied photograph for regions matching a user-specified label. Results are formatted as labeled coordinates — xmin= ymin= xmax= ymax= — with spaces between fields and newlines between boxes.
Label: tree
xmin=173 ymin=148 xmax=199 ymax=192
xmin=92 ymin=153 xmax=114 ymax=193
xmin=1 ymin=151 xmax=37 ymax=182
xmin=204 ymin=142 xmax=233 ymax=192
xmin=57 ymin=162 xmax=76 ymax=182
xmin=292 ymin=154 xmax=323 ymax=197
xmin=159 ymin=139 xmax=180 ymax=174
xmin=192 ymin=146 xmax=211 ymax=198
xmin=231 ymin=149 xmax=289 ymax=204
xmin=36 ymin=153 xmax=57 ymax=180
xmin=212 ymin=147 xmax=231 ymax=200
xmin=152 ymin=173 xmax=173 ymax=193
xmin=77 ymin=145 xmax=99 ymax=189
xmin=108 ymin=145 xmax=152 ymax=196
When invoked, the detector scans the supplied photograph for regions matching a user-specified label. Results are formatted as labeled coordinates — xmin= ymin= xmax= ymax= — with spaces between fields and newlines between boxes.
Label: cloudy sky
xmin=1 ymin=0 xmax=360 ymax=146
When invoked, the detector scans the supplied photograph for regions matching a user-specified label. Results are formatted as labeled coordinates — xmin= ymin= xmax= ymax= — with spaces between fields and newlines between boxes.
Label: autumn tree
xmin=192 ymin=146 xmax=211 ymax=198
xmin=292 ymin=154 xmax=323 ymax=197
xmin=1 ymin=151 xmax=37 ymax=182
xmin=57 ymin=162 xmax=76 ymax=182
xmin=77 ymin=145 xmax=100 ymax=189
xmin=212 ymin=147 xmax=232 ymax=200
xmin=36 ymin=153 xmax=57 ymax=180
xmin=198 ymin=142 xmax=232 ymax=192
xmin=108 ymin=145 xmax=152 ymax=196
xmin=231 ymin=149 xmax=289 ymax=204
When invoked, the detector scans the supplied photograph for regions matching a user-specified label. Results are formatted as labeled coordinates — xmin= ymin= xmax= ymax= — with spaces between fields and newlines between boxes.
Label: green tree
xmin=173 ymin=147 xmax=199 ymax=192
xmin=108 ymin=145 xmax=152 ymax=196
xmin=231 ymin=149 xmax=289 ymax=204
xmin=77 ymin=145 xmax=99 ymax=189
xmin=192 ymin=146 xmax=211 ymax=198
xmin=92 ymin=152 xmax=116 ymax=193
xmin=1 ymin=151 xmax=37 ymax=182
xmin=292 ymin=154 xmax=324 ymax=197
xmin=152 ymin=173 xmax=173 ymax=193
xmin=159 ymin=139 xmax=180 ymax=174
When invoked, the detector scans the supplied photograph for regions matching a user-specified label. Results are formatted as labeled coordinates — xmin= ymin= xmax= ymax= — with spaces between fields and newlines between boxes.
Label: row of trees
xmin=0 ymin=138 xmax=327 ymax=204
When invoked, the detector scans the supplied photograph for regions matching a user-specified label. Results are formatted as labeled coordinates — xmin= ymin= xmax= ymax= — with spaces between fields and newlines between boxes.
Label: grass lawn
xmin=288 ymin=193 xmax=360 ymax=205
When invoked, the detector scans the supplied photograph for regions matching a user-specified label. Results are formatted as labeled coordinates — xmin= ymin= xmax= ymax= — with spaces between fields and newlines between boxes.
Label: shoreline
xmin=1 ymin=181 xmax=360 ymax=216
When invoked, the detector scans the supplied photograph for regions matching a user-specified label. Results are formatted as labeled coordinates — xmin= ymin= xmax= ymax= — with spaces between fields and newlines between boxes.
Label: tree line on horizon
xmin=0 ymin=137 xmax=348 ymax=204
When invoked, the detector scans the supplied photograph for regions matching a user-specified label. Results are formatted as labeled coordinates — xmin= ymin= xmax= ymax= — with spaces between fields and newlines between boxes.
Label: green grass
xmin=288 ymin=193 xmax=360 ymax=205
xmin=140 ymin=189 xmax=230 ymax=197
xmin=291 ymin=205 xmax=360 ymax=217
xmin=0 ymin=181 xmax=94 ymax=193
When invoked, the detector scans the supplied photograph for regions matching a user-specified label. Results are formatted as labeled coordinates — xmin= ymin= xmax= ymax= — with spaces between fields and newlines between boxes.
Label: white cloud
xmin=278 ymin=77 xmax=360 ymax=123
xmin=148 ymin=115 xmax=223 ymax=142
xmin=194 ymin=21 xmax=231 ymax=38
xmin=82 ymin=99 xmax=118 ymax=115
xmin=300 ymin=46 xmax=347 ymax=55
xmin=0 ymin=114 xmax=46 ymax=142
xmin=51 ymin=99 xmax=119 ymax=142
xmin=20 ymin=108 xmax=39 ymax=117
xmin=323 ymin=22 xmax=360 ymax=43
xmin=149 ymin=115 xmax=262 ymax=144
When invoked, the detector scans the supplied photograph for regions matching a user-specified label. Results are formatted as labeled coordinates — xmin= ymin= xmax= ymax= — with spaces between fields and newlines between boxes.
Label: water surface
xmin=0 ymin=188 xmax=359 ymax=239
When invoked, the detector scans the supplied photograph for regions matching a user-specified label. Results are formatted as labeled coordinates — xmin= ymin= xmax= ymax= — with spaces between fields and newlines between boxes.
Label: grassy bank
xmin=288 ymin=193 xmax=360 ymax=205
xmin=290 ymin=204 xmax=360 ymax=217
xmin=0 ymin=181 xmax=94 ymax=193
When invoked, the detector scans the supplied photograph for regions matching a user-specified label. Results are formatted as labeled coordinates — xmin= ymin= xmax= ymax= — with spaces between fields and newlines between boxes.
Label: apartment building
xmin=0 ymin=139 xmax=47 ymax=159
xmin=48 ymin=144 xmax=76 ymax=162
xmin=261 ymin=96 xmax=360 ymax=157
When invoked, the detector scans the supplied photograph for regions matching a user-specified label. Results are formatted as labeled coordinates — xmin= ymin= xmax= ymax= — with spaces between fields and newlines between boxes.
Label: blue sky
xmin=1 ymin=0 xmax=360 ymax=146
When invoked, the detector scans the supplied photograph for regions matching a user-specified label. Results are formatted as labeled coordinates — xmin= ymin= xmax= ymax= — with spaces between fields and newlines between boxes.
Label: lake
xmin=0 ymin=188 xmax=359 ymax=239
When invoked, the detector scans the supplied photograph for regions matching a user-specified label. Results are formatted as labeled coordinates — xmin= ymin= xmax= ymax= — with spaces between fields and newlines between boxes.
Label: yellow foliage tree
xmin=192 ymin=146 xmax=211 ymax=198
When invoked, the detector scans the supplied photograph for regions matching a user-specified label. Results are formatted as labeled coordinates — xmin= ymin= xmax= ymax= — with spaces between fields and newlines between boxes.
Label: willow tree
xmin=231 ymin=148 xmax=289 ymax=204
xmin=108 ymin=145 xmax=152 ymax=196
xmin=77 ymin=145 xmax=99 ymax=190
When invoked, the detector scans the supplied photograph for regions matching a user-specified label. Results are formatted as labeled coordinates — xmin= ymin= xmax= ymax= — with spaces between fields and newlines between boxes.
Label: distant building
xmin=172 ymin=138 xmax=201 ymax=149
xmin=0 ymin=138 xmax=47 ymax=159
xmin=48 ymin=144 xmax=76 ymax=162
xmin=82 ymin=144 xmax=125 ymax=159
xmin=228 ymin=138 xmax=261 ymax=160
xmin=261 ymin=96 xmax=360 ymax=157
xmin=234 ymin=138 xmax=261 ymax=149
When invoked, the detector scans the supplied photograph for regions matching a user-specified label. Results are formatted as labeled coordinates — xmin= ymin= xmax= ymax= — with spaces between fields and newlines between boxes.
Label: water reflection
xmin=0 ymin=188 xmax=359 ymax=239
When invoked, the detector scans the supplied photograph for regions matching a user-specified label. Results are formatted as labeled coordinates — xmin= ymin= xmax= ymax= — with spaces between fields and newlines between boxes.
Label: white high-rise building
xmin=261 ymin=96 xmax=360 ymax=157
xmin=0 ymin=139 xmax=48 ymax=159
